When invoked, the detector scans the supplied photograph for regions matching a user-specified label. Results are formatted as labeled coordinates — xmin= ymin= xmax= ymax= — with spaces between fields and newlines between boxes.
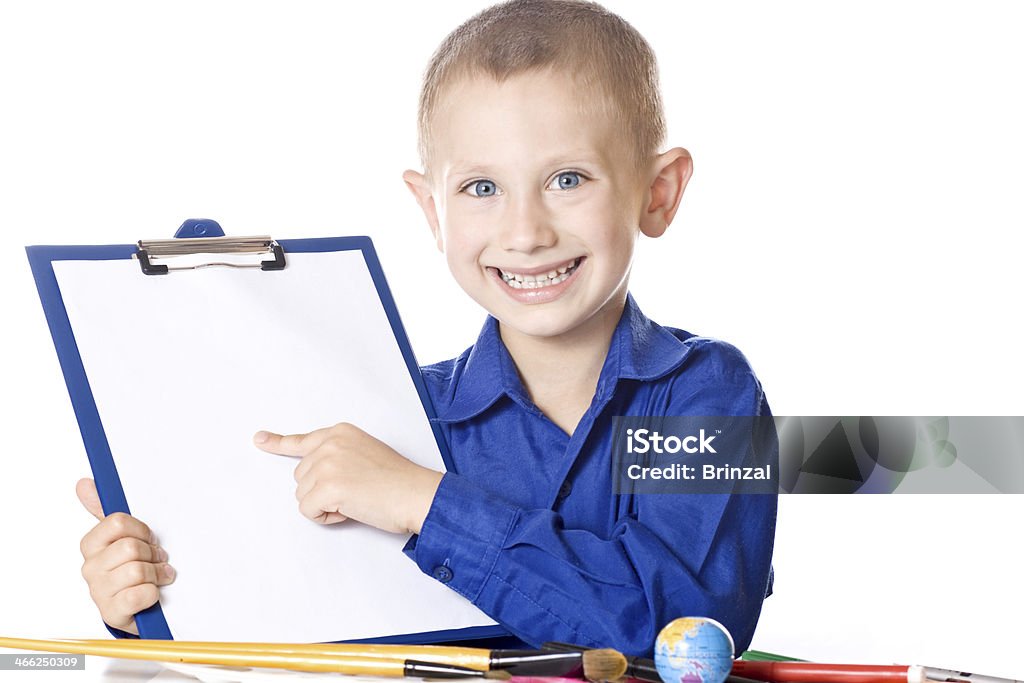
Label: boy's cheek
xmin=439 ymin=224 xmax=482 ymax=256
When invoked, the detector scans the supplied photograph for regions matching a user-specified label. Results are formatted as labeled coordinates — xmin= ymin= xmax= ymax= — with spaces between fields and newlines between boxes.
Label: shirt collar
xmin=437 ymin=292 xmax=694 ymax=423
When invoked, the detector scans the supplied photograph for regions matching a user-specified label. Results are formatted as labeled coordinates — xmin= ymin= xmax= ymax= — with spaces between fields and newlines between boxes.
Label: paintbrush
xmin=2 ymin=636 xmax=628 ymax=680
xmin=543 ymin=641 xmax=660 ymax=682
xmin=65 ymin=638 xmax=625 ymax=678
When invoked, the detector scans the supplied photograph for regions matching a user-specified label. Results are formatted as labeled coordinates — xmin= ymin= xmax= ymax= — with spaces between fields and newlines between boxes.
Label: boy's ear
xmin=639 ymin=147 xmax=693 ymax=238
xmin=402 ymin=169 xmax=444 ymax=253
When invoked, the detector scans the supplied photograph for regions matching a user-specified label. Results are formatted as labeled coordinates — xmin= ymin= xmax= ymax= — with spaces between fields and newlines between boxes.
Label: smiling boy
xmin=76 ymin=0 xmax=776 ymax=657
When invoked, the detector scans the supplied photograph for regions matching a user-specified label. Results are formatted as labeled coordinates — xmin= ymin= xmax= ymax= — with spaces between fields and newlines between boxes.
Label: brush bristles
xmin=582 ymin=649 xmax=629 ymax=681
xmin=483 ymin=670 xmax=512 ymax=680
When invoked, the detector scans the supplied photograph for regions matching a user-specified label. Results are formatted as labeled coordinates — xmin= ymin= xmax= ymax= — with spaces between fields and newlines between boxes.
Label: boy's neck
xmin=497 ymin=292 xmax=627 ymax=432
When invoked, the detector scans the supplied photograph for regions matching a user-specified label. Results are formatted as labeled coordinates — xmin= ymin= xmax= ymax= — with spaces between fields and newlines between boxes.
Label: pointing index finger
xmin=253 ymin=428 xmax=331 ymax=458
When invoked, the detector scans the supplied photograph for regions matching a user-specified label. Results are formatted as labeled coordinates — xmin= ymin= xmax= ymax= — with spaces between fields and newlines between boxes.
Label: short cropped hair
xmin=417 ymin=0 xmax=666 ymax=172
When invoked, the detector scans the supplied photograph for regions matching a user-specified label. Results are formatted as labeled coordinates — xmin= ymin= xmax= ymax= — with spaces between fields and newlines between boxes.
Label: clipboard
xmin=26 ymin=218 xmax=505 ymax=644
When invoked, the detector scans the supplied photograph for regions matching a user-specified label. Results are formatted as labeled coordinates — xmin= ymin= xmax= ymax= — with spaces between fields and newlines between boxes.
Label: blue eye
xmin=463 ymin=179 xmax=500 ymax=197
xmin=550 ymin=171 xmax=584 ymax=190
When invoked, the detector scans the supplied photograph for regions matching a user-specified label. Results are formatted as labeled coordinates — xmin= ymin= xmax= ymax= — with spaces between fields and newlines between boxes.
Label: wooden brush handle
xmin=1 ymin=636 xmax=426 ymax=676
xmin=63 ymin=638 xmax=491 ymax=670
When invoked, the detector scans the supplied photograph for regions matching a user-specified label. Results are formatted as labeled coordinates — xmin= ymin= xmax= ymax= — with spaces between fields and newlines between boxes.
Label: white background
xmin=1 ymin=1 xmax=1022 ymax=680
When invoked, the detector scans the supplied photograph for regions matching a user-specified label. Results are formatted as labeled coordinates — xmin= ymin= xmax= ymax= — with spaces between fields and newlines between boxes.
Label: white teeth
xmin=498 ymin=257 xmax=580 ymax=289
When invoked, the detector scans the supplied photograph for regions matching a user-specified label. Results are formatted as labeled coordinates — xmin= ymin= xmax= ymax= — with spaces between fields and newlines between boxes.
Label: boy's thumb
xmin=75 ymin=478 xmax=105 ymax=521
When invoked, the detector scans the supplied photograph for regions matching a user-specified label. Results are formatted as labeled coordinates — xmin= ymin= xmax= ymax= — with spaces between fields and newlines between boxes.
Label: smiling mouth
xmin=494 ymin=257 xmax=583 ymax=289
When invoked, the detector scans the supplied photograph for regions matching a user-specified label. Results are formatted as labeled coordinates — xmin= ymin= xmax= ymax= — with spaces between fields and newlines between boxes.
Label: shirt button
xmin=557 ymin=480 xmax=573 ymax=499
xmin=432 ymin=566 xmax=454 ymax=583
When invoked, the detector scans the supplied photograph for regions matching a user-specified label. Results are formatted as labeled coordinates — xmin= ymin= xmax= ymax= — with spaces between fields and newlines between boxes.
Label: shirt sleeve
xmin=105 ymin=623 xmax=138 ymax=639
xmin=403 ymin=341 xmax=778 ymax=657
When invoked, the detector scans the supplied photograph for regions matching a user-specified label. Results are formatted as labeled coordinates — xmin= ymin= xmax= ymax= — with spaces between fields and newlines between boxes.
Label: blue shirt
xmin=403 ymin=292 xmax=777 ymax=656
xmin=110 ymin=293 xmax=776 ymax=654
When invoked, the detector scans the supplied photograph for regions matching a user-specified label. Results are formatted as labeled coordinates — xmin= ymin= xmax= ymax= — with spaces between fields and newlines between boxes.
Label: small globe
xmin=654 ymin=617 xmax=735 ymax=683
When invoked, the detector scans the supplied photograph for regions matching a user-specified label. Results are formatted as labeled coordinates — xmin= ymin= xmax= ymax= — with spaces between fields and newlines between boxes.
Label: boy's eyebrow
xmin=446 ymin=163 xmax=493 ymax=178
xmin=539 ymin=149 xmax=609 ymax=166
xmin=446 ymin=151 xmax=610 ymax=178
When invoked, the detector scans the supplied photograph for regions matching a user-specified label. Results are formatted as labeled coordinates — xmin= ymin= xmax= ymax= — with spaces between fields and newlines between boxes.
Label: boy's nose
xmin=498 ymin=193 xmax=557 ymax=253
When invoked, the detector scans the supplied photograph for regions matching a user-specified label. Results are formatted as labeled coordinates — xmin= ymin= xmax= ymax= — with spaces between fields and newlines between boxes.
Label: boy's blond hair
xmin=417 ymin=0 xmax=666 ymax=173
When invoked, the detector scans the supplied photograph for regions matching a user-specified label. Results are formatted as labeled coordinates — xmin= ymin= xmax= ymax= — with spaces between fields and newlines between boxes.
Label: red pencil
xmin=731 ymin=661 xmax=926 ymax=683
xmin=732 ymin=662 xmax=1023 ymax=683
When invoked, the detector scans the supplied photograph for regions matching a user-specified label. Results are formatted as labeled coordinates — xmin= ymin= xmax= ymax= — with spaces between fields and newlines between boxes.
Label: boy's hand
xmin=75 ymin=478 xmax=175 ymax=636
xmin=253 ymin=423 xmax=443 ymax=535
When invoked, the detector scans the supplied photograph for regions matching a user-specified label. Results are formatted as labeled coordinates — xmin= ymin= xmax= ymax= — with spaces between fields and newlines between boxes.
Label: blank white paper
xmin=53 ymin=249 xmax=496 ymax=642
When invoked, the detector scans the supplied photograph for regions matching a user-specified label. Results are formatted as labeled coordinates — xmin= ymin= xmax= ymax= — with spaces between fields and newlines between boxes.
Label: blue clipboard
xmin=26 ymin=218 xmax=509 ymax=644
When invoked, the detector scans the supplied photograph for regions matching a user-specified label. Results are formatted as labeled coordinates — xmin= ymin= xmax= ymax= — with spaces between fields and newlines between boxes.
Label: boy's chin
xmin=477 ymin=288 xmax=627 ymax=343
xmin=492 ymin=306 xmax=590 ymax=341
